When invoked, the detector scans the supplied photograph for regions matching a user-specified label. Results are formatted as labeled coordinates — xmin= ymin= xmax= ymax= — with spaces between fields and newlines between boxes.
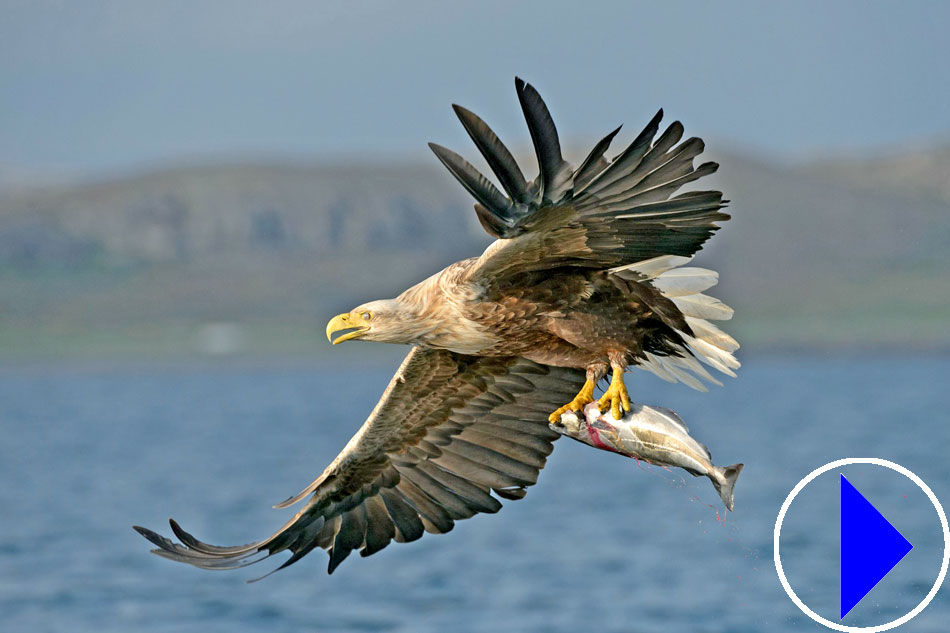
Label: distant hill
xmin=0 ymin=161 xmax=481 ymax=267
xmin=800 ymin=142 xmax=950 ymax=205
xmin=1 ymin=144 xmax=947 ymax=360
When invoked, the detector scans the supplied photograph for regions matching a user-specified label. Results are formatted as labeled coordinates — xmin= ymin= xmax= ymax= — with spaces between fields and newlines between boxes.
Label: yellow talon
xmin=597 ymin=366 xmax=630 ymax=420
xmin=548 ymin=379 xmax=596 ymax=423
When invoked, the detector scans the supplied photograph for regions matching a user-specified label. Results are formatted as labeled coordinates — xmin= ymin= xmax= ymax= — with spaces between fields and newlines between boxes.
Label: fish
xmin=551 ymin=402 xmax=744 ymax=510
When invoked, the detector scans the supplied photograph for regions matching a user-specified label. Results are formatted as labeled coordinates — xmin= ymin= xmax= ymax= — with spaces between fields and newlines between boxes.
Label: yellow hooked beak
xmin=326 ymin=312 xmax=370 ymax=345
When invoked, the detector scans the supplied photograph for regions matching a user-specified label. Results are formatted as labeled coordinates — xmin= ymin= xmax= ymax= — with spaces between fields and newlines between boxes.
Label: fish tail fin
xmin=711 ymin=463 xmax=744 ymax=511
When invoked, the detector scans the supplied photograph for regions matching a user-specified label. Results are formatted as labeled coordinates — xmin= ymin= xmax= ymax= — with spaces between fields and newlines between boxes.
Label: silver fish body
xmin=551 ymin=402 xmax=743 ymax=511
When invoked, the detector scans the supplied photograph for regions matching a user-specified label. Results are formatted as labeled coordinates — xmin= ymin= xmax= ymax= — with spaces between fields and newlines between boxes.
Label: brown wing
xmin=134 ymin=347 xmax=585 ymax=576
xmin=428 ymin=77 xmax=729 ymax=281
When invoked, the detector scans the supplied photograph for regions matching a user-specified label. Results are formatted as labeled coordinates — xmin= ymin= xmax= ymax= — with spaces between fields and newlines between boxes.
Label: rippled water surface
xmin=2 ymin=355 xmax=949 ymax=632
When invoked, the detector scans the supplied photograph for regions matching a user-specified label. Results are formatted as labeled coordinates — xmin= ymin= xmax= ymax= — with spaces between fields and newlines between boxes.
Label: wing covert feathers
xmin=136 ymin=348 xmax=585 ymax=576
xmin=431 ymin=78 xmax=728 ymax=273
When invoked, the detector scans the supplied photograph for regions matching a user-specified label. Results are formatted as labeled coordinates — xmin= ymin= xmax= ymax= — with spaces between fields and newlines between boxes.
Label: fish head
xmin=549 ymin=410 xmax=587 ymax=437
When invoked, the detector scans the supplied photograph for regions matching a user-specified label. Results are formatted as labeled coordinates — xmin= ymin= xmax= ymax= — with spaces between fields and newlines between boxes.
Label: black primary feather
xmin=452 ymin=104 xmax=531 ymax=205
xmin=573 ymin=125 xmax=623 ymax=191
xmin=579 ymin=108 xmax=664 ymax=196
xmin=515 ymin=77 xmax=571 ymax=203
xmin=428 ymin=143 xmax=512 ymax=221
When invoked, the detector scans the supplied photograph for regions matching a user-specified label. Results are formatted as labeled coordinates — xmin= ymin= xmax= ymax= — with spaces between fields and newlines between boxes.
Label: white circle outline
xmin=774 ymin=458 xmax=949 ymax=632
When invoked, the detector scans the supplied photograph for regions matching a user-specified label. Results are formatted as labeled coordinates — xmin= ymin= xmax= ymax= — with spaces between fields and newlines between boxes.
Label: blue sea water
xmin=1 ymin=354 xmax=949 ymax=632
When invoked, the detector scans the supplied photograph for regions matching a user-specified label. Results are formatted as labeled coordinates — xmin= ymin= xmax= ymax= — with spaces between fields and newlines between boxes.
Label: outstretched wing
xmin=135 ymin=347 xmax=584 ymax=576
xmin=429 ymin=77 xmax=729 ymax=281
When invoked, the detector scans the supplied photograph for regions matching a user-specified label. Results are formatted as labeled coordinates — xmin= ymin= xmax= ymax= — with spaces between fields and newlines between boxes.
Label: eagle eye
xmin=361 ymin=312 xmax=372 ymax=321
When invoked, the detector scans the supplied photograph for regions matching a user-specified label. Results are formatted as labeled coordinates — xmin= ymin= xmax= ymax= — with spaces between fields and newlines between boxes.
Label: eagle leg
xmin=548 ymin=379 xmax=596 ymax=423
xmin=597 ymin=365 xmax=631 ymax=421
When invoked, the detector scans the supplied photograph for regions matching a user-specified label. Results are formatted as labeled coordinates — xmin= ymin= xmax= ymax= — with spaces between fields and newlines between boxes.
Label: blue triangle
xmin=840 ymin=474 xmax=913 ymax=619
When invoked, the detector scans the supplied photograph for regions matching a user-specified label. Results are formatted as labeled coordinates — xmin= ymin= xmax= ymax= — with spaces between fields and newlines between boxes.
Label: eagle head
xmin=326 ymin=299 xmax=421 ymax=346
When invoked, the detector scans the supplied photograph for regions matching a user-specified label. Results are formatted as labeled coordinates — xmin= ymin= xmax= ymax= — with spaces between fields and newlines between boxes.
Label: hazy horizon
xmin=2 ymin=2 xmax=948 ymax=360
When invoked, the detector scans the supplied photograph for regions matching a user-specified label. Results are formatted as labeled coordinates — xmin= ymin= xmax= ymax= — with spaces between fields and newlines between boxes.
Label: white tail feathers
xmin=609 ymin=254 xmax=691 ymax=278
xmin=670 ymin=294 xmax=734 ymax=321
xmin=649 ymin=267 xmax=718 ymax=297
xmin=685 ymin=336 xmax=740 ymax=377
xmin=642 ymin=352 xmax=710 ymax=391
xmin=684 ymin=316 xmax=739 ymax=352
xmin=625 ymin=255 xmax=740 ymax=389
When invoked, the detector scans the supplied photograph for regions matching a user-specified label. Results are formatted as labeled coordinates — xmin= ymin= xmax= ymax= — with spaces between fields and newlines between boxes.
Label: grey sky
xmin=2 ymin=0 xmax=948 ymax=173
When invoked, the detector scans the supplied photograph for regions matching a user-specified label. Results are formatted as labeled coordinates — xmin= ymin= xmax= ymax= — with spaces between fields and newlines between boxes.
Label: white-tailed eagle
xmin=135 ymin=78 xmax=738 ymax=576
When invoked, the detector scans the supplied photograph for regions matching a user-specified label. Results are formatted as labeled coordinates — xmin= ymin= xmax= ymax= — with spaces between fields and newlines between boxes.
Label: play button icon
xmin=775 ymin=458 xmax=950 ymax=631
xmin=840 ymin=474 xmax=913 ymax=619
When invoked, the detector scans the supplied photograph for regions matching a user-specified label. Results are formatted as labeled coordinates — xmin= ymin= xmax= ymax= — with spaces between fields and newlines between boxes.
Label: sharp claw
xmin=549 ymin=400 xmax=583 ymax=423
xmin=595 ymin=365 xmax=630 ymax=420
xmin=550 ymin=379 xmax=597 ymax=423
